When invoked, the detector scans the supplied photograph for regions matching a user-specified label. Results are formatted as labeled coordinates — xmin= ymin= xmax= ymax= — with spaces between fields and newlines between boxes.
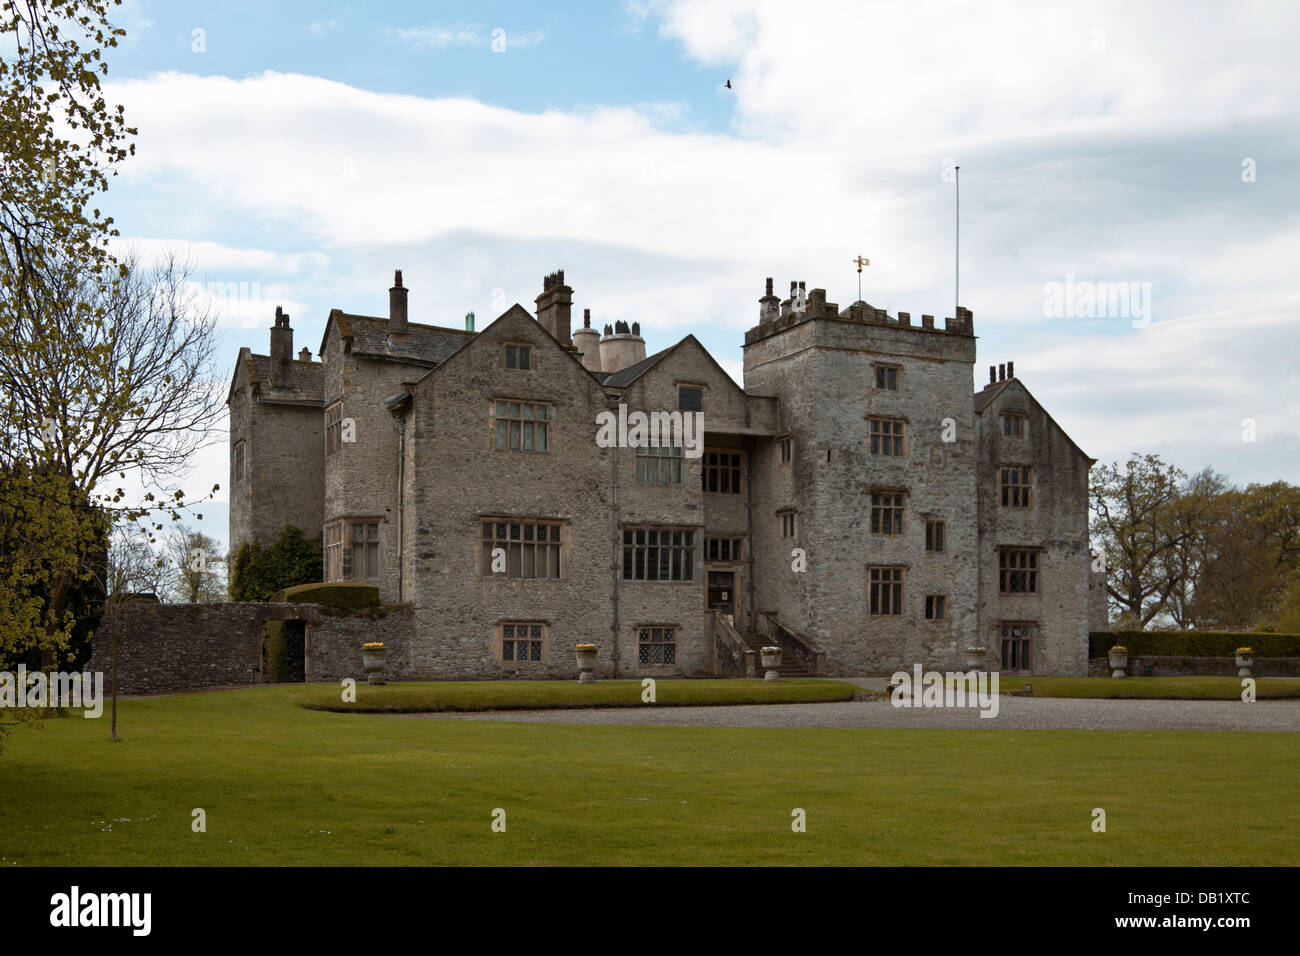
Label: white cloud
xmin=306 ymin=19 xmax=339 ymax=36
xmin=100 ymin=1 xmax=1300 ymax=488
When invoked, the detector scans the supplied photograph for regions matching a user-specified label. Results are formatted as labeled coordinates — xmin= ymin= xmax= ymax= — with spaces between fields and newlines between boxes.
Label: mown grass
xmin=1002 ymin=676 xmax=1300 ymax=700
xmin=0 ymin=684 xmax=1295 ymax=866
xmin=300 ymin=678 xmax=861 ymax=713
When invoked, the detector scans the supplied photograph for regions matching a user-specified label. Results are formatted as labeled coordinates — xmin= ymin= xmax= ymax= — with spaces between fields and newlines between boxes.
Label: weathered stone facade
xmin=227 ymin=269 xmax=1095 ymax=677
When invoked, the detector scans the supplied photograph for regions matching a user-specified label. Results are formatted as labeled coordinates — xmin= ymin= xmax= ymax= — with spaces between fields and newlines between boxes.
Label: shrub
xmin=1089 ymin=631 xmax=1300 ymax=657
xmin=228 ymin=526 xmax=322 ymax=602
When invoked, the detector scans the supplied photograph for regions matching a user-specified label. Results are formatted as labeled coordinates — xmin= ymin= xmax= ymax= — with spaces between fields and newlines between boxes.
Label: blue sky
xmin=92 ymin=0 xmax=1300 ymax=552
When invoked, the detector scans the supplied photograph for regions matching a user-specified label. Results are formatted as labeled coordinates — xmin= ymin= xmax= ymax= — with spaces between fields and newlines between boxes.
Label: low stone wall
xmin=305 ymin=607 xmax=414 ymax=683
xmin=87 ymin=602 xmax=324 ymax=695
xmin=1088 ymin=655 xmax=1300 ymax=678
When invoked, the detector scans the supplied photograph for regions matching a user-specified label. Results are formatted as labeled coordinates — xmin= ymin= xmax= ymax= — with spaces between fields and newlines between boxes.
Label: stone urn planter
xmin=1108 ymin=645 xmax=1128 ymax=679
xmin=760 ymin=646 xmax=783 ymax=682
xmin=575 ymin=644 xmax=598 ymax=684
xmin=964 ymin=646 xmax=987 ymax=671
xmin=1236 ymin=648 xmax=1254 ymax=678
xmin=362 ymin=642 xmax=387 ymax=686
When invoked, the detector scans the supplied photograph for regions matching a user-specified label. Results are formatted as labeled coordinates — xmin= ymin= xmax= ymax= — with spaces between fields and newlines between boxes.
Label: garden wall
xmin=1087 ymin=656 xmax=1300 ymax=678
xmin=86 ymin=601 xmax=414 ymax=695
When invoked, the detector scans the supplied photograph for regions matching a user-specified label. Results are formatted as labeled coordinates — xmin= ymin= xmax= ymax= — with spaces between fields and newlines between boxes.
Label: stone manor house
xmin=227 ymin=270 xmax=1096 ymax=679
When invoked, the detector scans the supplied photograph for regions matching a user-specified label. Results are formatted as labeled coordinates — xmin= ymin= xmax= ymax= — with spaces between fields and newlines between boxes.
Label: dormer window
xmin=505 ymin=344 xmax=533 ymax=370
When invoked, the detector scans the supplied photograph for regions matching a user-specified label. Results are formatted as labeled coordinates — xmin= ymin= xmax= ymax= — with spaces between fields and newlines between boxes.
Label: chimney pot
xmin=998 ymin=363 xmax=1006 ymax=381
xmin=765 ymin=277 xmax=773 ymax=296
xmin=632 ymin=321 xmax=640 ymax=336
xmin=583 ymin=308 xmax=591 ymax=328
xmin=989 ymin=366 xmax=996 ymax=385
xmin=1007 ymin=360 xmax=1014 ymax=378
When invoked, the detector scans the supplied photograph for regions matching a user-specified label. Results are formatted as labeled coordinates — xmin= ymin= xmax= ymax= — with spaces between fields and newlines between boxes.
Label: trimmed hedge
xmin=272 ymin=582 xmax=379 ymax=612
xmin=1089 ymin=631 xmax=1300 ymax=658
xmin=263 ymin=620 xmax=306 ymax=683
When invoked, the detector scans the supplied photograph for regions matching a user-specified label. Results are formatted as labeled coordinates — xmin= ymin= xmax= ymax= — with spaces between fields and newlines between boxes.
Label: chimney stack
xmin=389 ymin=269 xmax=408 ymax=334
xmin=989 ymin=365 xmax=996 ymax=385
xmin=599 ymin=317 xmax=646 ymax=374
xmin=759 ymin=277 xmax=780 ymax=324
xmin=1007 ymin=360 xmax=1014 ymax=379
xmin=535 ymin=270 xmax=573 ymax=345
xmin=998 ymin=363 xmax=1006 ymax=381
xmin=299 ymin=347 xmax=311 ymax=362
xmin=269 ymin=306 xmax=292 ymax=387
xmin=573 ymin=308 xmax=602 ymax=373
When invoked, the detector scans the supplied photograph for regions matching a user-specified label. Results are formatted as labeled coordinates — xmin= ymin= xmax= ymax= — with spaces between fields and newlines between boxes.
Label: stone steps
xmin=741 ymin=633 xmax=813 ymax=677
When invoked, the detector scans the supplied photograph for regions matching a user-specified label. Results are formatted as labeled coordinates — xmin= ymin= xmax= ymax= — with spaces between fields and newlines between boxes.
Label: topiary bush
xmin=272 ymin=581 xmax=380 ymax=614
xmin=1089 ymin=631 xmax=1300 ymax=658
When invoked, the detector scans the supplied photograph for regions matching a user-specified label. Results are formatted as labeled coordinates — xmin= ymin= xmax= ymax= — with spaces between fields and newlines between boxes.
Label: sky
xmin=85 ymin=0 xmax=1300 ymax=553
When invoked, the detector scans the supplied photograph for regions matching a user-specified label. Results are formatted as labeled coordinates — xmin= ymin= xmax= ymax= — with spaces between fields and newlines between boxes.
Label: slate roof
xmin=325 ymin=312 xmax=474 ymax=366
xmin=244 ymin=352 xmax=325 ymax=403
xmin=973 ymin=379 xmax=1011 ymax=414
xmin=594 ymin=346 xmax=673 ymax=387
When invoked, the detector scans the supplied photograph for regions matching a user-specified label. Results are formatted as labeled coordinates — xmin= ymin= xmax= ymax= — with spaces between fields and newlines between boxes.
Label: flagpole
xmin=954 ymin=165 xmax=960 ymax=321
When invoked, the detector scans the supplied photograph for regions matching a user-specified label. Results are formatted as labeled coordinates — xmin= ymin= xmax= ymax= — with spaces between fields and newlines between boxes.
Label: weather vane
xmin=852 ymin=256 xmax=870 ymax=301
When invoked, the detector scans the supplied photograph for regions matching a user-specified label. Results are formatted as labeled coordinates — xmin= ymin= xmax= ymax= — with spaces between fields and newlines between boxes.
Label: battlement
xmin=746 ymin=276 xmax=974 ymax=346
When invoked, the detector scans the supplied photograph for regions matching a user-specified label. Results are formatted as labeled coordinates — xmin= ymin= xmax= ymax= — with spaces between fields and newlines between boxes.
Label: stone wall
xmin=86 ymin=602 xmax=322 ymax=695
xmin=305 ymin=607 xmax=415 ymax=682
xmin=1087 ymin=655 xmax=1300 ymax=678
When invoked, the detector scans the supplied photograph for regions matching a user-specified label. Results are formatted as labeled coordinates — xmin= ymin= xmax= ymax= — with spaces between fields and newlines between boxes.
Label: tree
xmin=228 ymin=526 xmax=323 ymax=602
xmin=162 ymin=523 xmax=226 ymax=603
xmin=1158 ymin=467 xmax=1230 ymax=629
xmin=1 ymin=0 xmax=134 ymax=748
xmin=105 ymin=521 xmax=168 ymax=599
xmin=1090 ymin=453 xmax=1187 ymax=627
xmin=1191 ymin=482 xmax=1300 ymax=628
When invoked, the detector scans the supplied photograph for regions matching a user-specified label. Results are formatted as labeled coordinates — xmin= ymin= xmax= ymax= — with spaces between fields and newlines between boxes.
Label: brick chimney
xmin=1007 ymin=360 xmax=1015 ymax=379
xmin=389 ymin=269 xmax=408 ymax=333
xmin=535 ymin=270 xmax=572 ymax=345
xmin=299 ymin=347 xmax=311 ymax=362
xmin=269 ymin=306 xmax=292 ymax=387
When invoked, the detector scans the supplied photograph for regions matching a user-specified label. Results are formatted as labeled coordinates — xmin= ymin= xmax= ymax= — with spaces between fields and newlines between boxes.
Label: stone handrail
xmin=757 ymin=611 xmax=826 ymax=676
xmin=713 ymin=612 xmax=756 ymax=678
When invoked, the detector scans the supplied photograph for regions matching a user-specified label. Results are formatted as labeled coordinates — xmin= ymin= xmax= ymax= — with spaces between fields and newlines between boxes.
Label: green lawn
xmin=0 ymin=684 xmax=1295 ymax=866
xmin=301 ymin=678 xmax=861 ymax=712
xmin=1000 ymin=676 xmax=1300 ymax=700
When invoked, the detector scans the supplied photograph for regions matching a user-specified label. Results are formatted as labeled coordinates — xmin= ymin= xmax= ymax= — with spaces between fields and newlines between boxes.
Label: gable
xmin=981 ymin=379 xmax=1093 ymax=465
xmin=409 ymin=303 xmax=602 ymax=389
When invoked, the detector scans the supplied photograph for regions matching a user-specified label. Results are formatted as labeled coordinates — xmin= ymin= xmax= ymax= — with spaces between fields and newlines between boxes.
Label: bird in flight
xmin=725 ymin=79 xmax=732 ymax=89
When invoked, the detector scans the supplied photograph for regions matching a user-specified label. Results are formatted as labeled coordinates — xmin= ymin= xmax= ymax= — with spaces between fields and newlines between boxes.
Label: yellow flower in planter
xmin=1236 ymin=647 xmax=1253 ymax=654
xmin=575 ymin=643 xmax=597 ymax=650
xmin=1110 ymin=645 xmax=1127 ymax=651
xmin=362 ymin=642 xmax=386 ymax=649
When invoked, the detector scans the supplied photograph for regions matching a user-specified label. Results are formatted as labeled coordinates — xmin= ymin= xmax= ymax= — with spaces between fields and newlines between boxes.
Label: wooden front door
xmin=707 ymin=571 xmax=735 ymax=617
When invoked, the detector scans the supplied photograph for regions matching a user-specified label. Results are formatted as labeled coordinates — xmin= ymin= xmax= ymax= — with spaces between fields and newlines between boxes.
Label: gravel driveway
xmin=408 ymin=680 xmax=1300 ymax=732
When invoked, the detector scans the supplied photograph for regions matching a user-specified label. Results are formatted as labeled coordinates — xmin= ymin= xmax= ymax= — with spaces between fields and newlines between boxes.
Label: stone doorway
xmin=707 ymin=571 xmax=735 ymax=620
